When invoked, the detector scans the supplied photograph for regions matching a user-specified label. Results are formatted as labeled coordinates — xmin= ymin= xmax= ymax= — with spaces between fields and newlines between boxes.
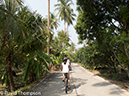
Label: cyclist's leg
xmin=67 ymin=73 xmax=70 ymax=88
xmin=62 ymin=73 xmax=65 ymax=81
xmin=68 ymin=76 xmax=70 ymax=84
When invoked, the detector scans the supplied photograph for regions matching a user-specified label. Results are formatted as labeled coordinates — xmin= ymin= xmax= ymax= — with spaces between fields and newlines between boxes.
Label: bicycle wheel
xmin=65 ymin=78 xmax=68 ymax=93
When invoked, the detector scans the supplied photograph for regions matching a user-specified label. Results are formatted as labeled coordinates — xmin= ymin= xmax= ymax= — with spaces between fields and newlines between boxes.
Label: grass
xmin=0 ymin=80 xmax=6 ymax=91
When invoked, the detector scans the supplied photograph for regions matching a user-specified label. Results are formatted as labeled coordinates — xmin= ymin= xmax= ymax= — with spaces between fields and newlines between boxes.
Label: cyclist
xmin=61 ymin=58 xmax=72 ymax=88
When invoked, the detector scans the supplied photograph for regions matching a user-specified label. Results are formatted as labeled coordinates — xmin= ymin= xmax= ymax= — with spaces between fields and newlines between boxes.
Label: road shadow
xmin=93 ymin=81 xmax=112 ymax=87
xmin=77 ymin=94 xmax=88 ymax=96
xmin=31 ymin=72 xmax=77 ymax=96
xmin=73 ymin=77 xmax=87 ymax=89
xmin=92 ymin=81 xmax=127 ymax=95
xmin=109 ymin=86 xmax=129 ymax=95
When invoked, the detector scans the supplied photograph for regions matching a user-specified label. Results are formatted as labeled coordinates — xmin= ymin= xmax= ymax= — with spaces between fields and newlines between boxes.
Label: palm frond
xmin=34 ymin=60 xmax=40 ymax=79
xmin=22 ymin=60 xmax=32 ymax=81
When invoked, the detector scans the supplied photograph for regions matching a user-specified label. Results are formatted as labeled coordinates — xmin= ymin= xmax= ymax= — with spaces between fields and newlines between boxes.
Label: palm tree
xmin=50 ymin=13 xmax=60 ymax=30
xmin=0 ymin=0 xmax=25 ymax=91
xmin=66 ymin=8 xmax=76 ymax=33
xmin=54 ymin=0 xmax=73 ymax=34
xmin=69 ymin=42 xmax=75 ymax=52
xmin=42 ymin=13 xmax=59 ymax=30
xmin=42 ymin=12 xmax=59 ymax=70
xmin=57 ymin=30 xmax=70 ymax=48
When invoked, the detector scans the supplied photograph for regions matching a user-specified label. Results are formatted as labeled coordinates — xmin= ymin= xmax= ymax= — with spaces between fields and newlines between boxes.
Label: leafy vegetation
xmin=1 ymin=0 xmax=129 ymax=94
xmin=0 ymin=0 xmax=76 ymax=93
xmin=74 ymin=0 xmax=129 ymax=87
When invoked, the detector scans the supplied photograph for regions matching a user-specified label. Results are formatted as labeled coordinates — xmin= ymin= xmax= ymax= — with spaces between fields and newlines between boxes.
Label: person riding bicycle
xmin=61 ymin=58 xmax=72 ymax=88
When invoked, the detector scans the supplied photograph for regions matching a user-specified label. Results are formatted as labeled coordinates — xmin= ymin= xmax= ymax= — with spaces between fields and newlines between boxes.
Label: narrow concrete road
xmin=31 ymin=63 xmax=129 ymax=96
xmin=31 ymin=71 xmax=76 ymax=96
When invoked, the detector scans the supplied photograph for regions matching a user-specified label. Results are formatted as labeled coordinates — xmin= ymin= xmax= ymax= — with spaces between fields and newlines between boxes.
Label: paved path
xmin=31 ymin=63 xmax=129 ymax=96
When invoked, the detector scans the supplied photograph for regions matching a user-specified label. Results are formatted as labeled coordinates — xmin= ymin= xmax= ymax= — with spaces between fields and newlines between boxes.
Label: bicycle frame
xmin=64 ymin=73 xmax=68 ymax=93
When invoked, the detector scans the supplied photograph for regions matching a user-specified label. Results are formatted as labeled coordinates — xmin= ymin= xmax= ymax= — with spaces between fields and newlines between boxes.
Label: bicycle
xmin=64 ymin=73 xmax=68 ymax=93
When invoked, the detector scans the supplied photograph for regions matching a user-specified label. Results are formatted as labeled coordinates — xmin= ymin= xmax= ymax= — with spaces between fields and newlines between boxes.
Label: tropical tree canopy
xmin=75 ymin=0 xmax=129 ymax=77
xmin=0 ymin=0 xmax=76 ymax=92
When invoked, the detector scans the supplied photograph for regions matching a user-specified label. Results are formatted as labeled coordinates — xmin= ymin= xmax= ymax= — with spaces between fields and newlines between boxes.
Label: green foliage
xmin=74 ymin=39 xmax=119 ymax=71
xmin=51 ymin=44 xmax=69 ymax=60
xmin=55 ymin=0 xmax=73 ymax=22
xmin=50 ymin=39 xmax=74 ymax=68
xmin=69 ymin=42 xmax=75 ymax=52
xmin=22 ymin=59 xmax=32 ymax=81
xmin=118 ymin=5 xmax=129 ymax=22
xmin=22 ymin=52 xmax=52 ymax=83
xmin=50 ymin=13 xmax=60 ymax=30
xmin=55 ymin=30 xmax=70 ymax=48
xmin=75 ymin=0 xmax=129 ymax=76
xmin=0 ymin=0 xmax=53 ymax=90
xmin=55 ymin=0 xmax=76 ymax=35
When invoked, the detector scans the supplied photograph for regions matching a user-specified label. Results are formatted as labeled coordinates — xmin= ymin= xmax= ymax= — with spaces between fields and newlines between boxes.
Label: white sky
xmin=23 ymin=0 xmax=83 ymax=49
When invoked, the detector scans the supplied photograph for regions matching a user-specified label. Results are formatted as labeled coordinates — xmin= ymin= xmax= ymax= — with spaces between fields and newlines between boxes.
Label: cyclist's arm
xmin=60 ymin=64 xmax=63 ymax=71
xmin=69 ymin=65 xmax=72 ymax=71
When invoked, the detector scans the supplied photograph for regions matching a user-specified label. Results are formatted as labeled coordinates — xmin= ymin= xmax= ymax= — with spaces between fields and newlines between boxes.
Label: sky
xmin=24 ymin=0 xmax=83 ymax=49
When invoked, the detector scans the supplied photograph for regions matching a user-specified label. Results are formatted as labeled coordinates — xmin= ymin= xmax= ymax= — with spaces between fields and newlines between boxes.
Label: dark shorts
xmin=63 ymin=72 xmax=70 ymax=77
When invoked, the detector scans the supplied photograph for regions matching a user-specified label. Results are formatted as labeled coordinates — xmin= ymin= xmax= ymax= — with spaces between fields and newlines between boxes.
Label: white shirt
xmin=62 ymin=62 xmax=69 ymax=73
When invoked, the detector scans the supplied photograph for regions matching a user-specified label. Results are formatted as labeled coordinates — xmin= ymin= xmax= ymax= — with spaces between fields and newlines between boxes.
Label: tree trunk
xmin=66 ymin=23 xmax=69 ymax=41
xmin=67 ymin=23 xmax=69 ymax=34
xmin=124 ymin=43 xmax=129 ymax=60
xmin=47 ymin=0 xmax=51 ymax=70
xmin=113 ymin=62 xmax=117 ymax=73
xmin=27 ymin=60 xmax=36 ymax=84
xmin=47 ymin=0 xmax=50 ymax=56
xmin=111 ymin=56 xmax=117 ymax=73
xmin=63 ymin=20 xmax=66 ymax=48
xmin=6 ymin=52 xmax=15 ymax=91
xmin=64 ymin=20 xmax=66 ymax=34
xmin=7 ymin=80 xmax=11 ymax=92
xmin=126 ymin=70 xmax=129 ymax=78
xmin=112 ymin=46 xmax=122 ymax=65
xmin=28 ymin=68 xmax=36 ymax=84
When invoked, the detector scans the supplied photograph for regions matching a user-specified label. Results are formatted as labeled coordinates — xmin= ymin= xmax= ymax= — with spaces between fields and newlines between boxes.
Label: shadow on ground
xmin=92 ymin=81 xmax=126 ymax=95
xmin=31 ymin=72 xmax=77 ymax=96
xmin=73 ymin=78 xmax=87 ymax=89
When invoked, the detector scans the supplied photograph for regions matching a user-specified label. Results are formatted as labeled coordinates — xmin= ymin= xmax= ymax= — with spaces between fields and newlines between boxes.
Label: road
xmin=30 ymin=63 xmax=129 ymax=96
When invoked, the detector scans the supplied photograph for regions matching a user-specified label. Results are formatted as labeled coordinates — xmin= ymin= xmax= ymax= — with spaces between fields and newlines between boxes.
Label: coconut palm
xmin=43 ymin=13 xmax=59 ymax=30
xmin=55 ymin=0 xmax=73 ymax=34
xmin=66 ymin=8 xmax=76 ymax=33
xmin=69 ymin=42 xmax=75 ymax=52
xmin=50 ymin=13 xmax=60 ymax=30
xmin=57 ymin=30 xmax=70 ymax=48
